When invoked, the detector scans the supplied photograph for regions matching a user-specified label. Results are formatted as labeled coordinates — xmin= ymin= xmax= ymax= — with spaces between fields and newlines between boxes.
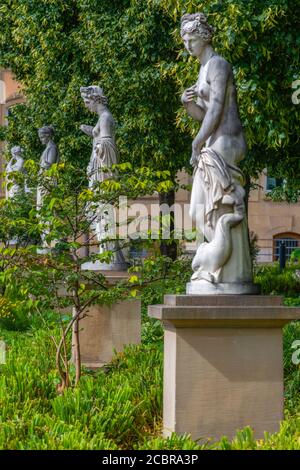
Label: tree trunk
xmin=72 ymin=309 xmax=81 ymax=386
xmin=244 ymin=174 xmax=251 ymax=218
xmin=82 ymin=232 xmax=89 ymax=258
xmin=244 ymin=174 xmax=253 ymax=257
xmin=159 ymin=189 xmax=177 ymax=261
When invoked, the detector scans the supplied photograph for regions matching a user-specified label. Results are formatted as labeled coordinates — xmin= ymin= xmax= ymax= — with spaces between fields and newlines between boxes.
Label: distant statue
xmin=80 ymin=86 xmax=127 ymax=270
xmin=36 ymin=126 xmax=59 ymax=254
xmin=36 ymin=125 xmax=59 ymax=209
xmin=180 ymin=13 xmax=255 ymax=294
xmin=5 ymin=146 xmax=25 ymax=199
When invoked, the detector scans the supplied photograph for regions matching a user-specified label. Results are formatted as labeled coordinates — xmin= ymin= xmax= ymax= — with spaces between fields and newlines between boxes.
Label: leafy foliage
xmin=149 ymin=0 xmax=300 ymax=182
xmin=254 ymin=262 xmax=300 ymax=296
xmin=0 ymin=0 xmax=189 ymax=175
xmin=0 ymin=318 xmax=299 ymax=450
xmin=1 ymin=1 xmax=299 ymax=183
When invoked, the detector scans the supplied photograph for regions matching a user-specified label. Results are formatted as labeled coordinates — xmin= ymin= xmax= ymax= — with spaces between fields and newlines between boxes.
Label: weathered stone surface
xmin=5 ymin=146 xmax=25 ymax=199
xmin=149 ymin=294 xmax=300 ymax=441
xmin=77 ymin=299 xmax=141 ymax=369
xmin=73 ymin=271 xmax=141 ymax=369
xmin=36 ymin=125 xmax=59 ymax=254
xmin=163 ymin=294 xmax=283 ymax=307
xmin=80 ymin=85 xmax=127 ymax=271
xmin=180 ymin=13 xmax=254 ymax=291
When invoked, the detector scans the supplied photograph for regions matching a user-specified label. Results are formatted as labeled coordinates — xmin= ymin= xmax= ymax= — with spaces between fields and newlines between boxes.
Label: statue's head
xmin=38 ymin=125 xmax=54 ymax=145
xmin=181 ymin=13 xmax=214 ymax=57
xmin=80 ymin=86 xmax=108 ymax=113
xmin=11 ymin=146 xmax=24 ymax=158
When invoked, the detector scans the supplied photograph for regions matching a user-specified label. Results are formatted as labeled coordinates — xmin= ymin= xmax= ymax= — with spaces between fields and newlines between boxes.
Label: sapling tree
xmin=0 ymin=170 xmax=40 ymax=295
xmin=5 ymin=159 xmax=175 ymax=390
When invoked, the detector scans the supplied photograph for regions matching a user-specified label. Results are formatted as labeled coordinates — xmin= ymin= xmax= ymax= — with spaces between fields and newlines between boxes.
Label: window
xmin=273 ymin=233 xmax=300 ymax=261
xmin=266 ymin=176 xmax=284 ymax=192
xmin=129 ymin=242 xmax=148 ymax=265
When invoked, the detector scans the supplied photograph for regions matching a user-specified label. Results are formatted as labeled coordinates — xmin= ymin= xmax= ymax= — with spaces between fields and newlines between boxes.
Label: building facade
xmin=0 ymin=69 xmax=23 ymax=197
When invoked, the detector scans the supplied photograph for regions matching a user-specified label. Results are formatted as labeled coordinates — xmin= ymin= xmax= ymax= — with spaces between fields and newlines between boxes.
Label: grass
xmin=0 ymin=315 xmax=299 ymax=450
xmin=0 ymin=261 xmax=299 ymax=449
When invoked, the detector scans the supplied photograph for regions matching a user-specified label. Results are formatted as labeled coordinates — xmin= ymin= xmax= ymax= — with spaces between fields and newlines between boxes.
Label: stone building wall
xmin=0 ymin=69 xmax=23 ymax=197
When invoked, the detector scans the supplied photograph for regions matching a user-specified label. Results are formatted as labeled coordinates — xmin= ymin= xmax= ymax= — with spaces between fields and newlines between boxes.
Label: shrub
xmin=254 ymin=263 xmax=300 ymax=296
xmin=0 ymin=296 xmax=31 ymax=331
xmin=0 ymin=322 xmax=299 ymax=450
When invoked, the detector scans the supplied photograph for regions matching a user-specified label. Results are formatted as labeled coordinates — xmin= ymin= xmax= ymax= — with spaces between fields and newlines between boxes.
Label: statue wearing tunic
xmin=80 ymin=86 xmax=127 ymax=271
xmin=180 ymin=13 xmax=256 ymax=294
xmin=36 ymin=126 xmax=59 ymax=254
xmin=36 ymin=126 xmax=59 ymax=210
xmin=5 ymin=146 xmax=25 ymax=199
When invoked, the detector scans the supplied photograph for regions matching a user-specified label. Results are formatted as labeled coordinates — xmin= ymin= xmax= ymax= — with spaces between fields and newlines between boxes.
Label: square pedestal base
xmin=149 ymin=295 xmax=300 ymax=442
xmin=76 ymin=299 xmax=141 ymax=369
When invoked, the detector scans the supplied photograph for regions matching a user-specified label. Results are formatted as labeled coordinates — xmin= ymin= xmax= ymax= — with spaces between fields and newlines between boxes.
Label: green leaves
xmin=0 ymin=0 xmax=190 ymax=177
xmin=149 ymin=0 xmax=300 ymax=182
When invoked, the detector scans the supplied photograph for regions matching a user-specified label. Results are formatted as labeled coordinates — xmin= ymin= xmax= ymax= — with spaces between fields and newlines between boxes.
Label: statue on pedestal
xmin=36 ymin=125 xmax=59 ymax=253
xmin=180 ymin=13 xmax=256 ymax=294
xmin=37 ymin=125 xmax=59 ymax=209
xmin=80 ymin=86 xmax=127 ymax=271
xmin=5 ymin=146 xmax=25 ymax=199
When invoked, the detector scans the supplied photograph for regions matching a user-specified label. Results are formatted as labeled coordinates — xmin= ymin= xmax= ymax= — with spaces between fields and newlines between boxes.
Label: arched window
xmin=273 ymin=233 xmax=300 ymax=261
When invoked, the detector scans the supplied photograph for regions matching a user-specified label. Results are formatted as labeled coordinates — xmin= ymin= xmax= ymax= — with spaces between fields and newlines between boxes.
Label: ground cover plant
xmin=0 ymin=261 xmax=299 ymax=450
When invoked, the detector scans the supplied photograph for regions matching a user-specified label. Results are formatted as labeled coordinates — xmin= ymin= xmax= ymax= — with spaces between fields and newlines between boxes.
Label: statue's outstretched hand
xmin=80 ymin=124 xmax=93 ymax=136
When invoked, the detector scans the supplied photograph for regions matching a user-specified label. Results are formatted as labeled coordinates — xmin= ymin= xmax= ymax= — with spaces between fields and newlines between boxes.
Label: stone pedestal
xmin=75 ymin=271 xmax=141 ymax=369
xmin=148 ymin=295 xmax=300 ymax=442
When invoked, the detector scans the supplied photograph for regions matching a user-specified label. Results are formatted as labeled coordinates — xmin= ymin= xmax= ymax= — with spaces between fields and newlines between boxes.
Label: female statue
xmin=181 ymin=13 xmax=254 ymax=293
xmin=36 ymin=125 xmax=59 ymax=209
xmin=80 ymin=86 xmax=118 ymax=186
xmin=80 ymin=86 xmax=127 ymax=270
xmin=36 ymin=125 xmax=59 ymax=253
xmin=5 ymin=146 xmax=25 ymax=199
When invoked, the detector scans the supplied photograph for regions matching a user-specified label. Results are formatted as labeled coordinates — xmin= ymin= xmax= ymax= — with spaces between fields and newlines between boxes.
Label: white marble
xmin=181 ymin=13 xmax=254 ymax=292
xmin=36 ymin=126 xmax=59 ymax=254
xmin=5 ymin=146 xmax=24 ymax=199
xmin=186 ymin=280 xmax=260 ymax=295
xmin=80 ymin=86 xmax=127 ymax=271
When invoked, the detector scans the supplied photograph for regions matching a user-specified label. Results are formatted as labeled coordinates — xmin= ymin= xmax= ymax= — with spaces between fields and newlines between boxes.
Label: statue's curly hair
xmin=180 ymin=13 xmax=214 ymax=43
xmin=38 ymin=125 xmax=55 ymax=136
xmin=80 ymin=86 xmax=108 ymax=106
xmin=11 ymin=145 xmax=24 ymax=155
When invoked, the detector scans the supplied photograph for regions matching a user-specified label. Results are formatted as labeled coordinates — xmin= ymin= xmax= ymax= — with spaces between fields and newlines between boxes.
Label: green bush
xmin=0 ymin=328 xmax=163 ymax=449
xmin=0 ymin=257 xmax=299 ymax=450
xmin=0 ymin=320 xmax=299 ymax=450
xmin=0 ymin=296 xmax=31 ymax=331
xmin=254 ymin=263 xmax=300 ymax=296
xmin=290 ymin=249 xmax=300 ymax=263
xmin=283 ymin=321 xmax=300 ymax=413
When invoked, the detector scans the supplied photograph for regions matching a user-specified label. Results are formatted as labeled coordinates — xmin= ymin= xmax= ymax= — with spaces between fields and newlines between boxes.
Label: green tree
xmin=149 ymin=0 xmax=300 ymax=184
xmin=1 ymin=0 xmax=299 ymax=248
xmin=2 ymin=159 xmax=175 ymax=389
xmin=0 ymin=0 xmax=192 ymax=257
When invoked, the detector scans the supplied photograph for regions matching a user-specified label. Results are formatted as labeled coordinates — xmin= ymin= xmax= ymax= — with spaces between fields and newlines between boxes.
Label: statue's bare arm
xmin=193 ymin=58 xmax=230 ymax=154
xmin=80 ymin=124 xmax=94 ymax=137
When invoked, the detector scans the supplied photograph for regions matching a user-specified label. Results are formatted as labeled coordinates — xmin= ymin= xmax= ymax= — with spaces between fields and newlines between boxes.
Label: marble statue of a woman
xmin=36 ymin=126 xmax=59 ymax=254
xmin=181 ymin=13 xmax=256 ymax=294
xmin=36 ymin=125 xmax=59 ymax=210
xmin=5 ymin=146 xmax=25 ymax=199
xmin=80 ymin=85 xmax=127 ymax=271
